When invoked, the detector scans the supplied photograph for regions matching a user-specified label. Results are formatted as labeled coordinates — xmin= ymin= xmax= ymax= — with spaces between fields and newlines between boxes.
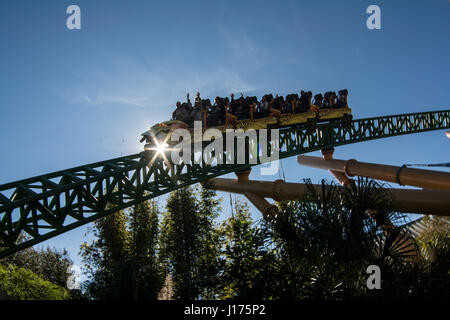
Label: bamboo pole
xmin=297 ymin=155 xmax=450 ymax=190
xmin=208 ymin=178 xmax=450 ymax=216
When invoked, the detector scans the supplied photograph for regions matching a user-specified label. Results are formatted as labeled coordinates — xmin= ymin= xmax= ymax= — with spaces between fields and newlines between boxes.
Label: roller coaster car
xmin=140 ymin=120 xmax=190 ymax=150
xmin=140 ymin=107 xmax=352 ymax=150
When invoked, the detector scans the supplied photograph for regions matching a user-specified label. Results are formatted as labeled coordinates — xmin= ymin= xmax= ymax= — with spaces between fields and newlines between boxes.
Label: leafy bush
xmin=0 ymin=264 xmax=69 ymax=300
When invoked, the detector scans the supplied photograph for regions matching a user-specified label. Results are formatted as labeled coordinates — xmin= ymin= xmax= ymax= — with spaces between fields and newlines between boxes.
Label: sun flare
xmin=156 ymin=142 xmax=169 ymax=154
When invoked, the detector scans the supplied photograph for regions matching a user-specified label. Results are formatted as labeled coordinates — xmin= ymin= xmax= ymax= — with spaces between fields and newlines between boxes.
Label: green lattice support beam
xmin=0 ymin=109 xmax=449 ymax=258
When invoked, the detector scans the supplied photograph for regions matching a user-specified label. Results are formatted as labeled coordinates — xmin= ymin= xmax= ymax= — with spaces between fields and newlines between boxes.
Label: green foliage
xmin=81 ymin=200 xmax=164 ymax=300
xmin=411 ymin=216 xmax=450 ymax=297
xmin=1 ymin=234 xmax=74 ymax=288
xmin=0 ymin=264 xmax=69 ymax=300
xmin=197 ymin=183 xmax=224 ymax=299
xmin=0 ymin=233 xmax=84 ymax=299
xmin=159 ymin=184 xmax=222 ymax=299
xmin=263 ymin=178 xmax=449 ymax=299
xmin=218 ymin=197 xmax=277 ymax=299
xmin=78 ymin=178 xmax=449 ymax=300
xmin=416 ymin=216 xmax=450 ymax=262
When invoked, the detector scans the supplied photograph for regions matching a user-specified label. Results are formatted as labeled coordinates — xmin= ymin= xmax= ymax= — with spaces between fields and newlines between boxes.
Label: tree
xmin=196 ymin=182 xmax=223 ymax=299
xmin=129 ymin=201 xmax=163 ymax=299
xmin=159 ymin=184 xmax=222 ymax=299
xmin=218 ymin=196 xmax=277 ymax=299
xmin=81 ymin=200 xmax=163 ymax=300
xmin=0 ymin=264 xmax=69 ymax=300
xmin=409 ymin=216 xmax=450 ymax=298
xmin=1 ymin=233 xmax=75 ymax=295
xmin=263 ymin=178 xmax=425 ymax=299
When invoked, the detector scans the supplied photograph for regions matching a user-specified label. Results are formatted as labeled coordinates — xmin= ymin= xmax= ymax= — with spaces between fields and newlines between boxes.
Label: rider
xmin=208 ymin=97 xmax=227 ymax=127
xmin=173 ymin=93 xmax=193 ymax=124
xmin=189 ymin=92 xmax=203 ymax=127
xmin=172 ymin=101 xmax=183 ymax=120
xmin=313 ymin=94 xmax=323 ymax=108
xmin=336 ymin=89 xmax=348 ymax=108
xmin=229 ymin=93 xmax=240 ymax=116
xmin=298 ymin=91 xmax=312 ymax=112
xmin=235 ymin=93 xmax=249 ymax=120
xmin=259 ymin=95 xmax=270 ymax=117
xmin=272 ymin=94 xmax=282 ymax=112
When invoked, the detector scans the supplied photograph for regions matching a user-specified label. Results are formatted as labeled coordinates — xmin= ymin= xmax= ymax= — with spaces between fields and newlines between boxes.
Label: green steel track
xmin=1 ymin=109 xmax=449 ymax=258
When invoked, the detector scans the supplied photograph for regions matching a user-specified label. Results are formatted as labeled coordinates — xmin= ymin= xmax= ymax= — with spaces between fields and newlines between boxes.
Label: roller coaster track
xmin=1 ymin=109 xmax=449 ymax=258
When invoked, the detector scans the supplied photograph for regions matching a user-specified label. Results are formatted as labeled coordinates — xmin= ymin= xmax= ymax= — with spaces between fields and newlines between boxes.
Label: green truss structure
xmin=1 ymin=109 xmax=449 ymax=258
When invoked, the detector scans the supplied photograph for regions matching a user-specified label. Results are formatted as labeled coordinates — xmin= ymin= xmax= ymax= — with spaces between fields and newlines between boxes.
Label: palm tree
xmin=262 ymin=177 xmax=428 ymax=299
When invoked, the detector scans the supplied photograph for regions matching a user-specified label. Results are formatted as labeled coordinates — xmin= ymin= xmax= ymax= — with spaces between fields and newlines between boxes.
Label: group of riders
xmin=172 ymin=89 xmax=348 ymax=127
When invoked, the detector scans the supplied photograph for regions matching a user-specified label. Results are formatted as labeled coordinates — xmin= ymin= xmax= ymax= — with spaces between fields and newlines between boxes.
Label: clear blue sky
xmin=0 ymin=0 xmax=449 ymax=270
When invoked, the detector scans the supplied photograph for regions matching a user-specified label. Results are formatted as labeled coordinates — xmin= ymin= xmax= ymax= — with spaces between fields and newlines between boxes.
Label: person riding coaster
xmin=140 ymin=89 xmax=352 ymax=160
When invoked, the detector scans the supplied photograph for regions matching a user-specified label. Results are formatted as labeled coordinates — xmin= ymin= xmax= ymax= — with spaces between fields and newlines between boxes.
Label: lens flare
xmin=156 ymin=141 xmax=169 ymax=154
xmin=142 ymin=133 xmax=177 ymax=172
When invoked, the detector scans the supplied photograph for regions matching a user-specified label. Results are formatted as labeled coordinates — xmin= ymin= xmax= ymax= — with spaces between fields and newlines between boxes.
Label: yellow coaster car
xmin=140 ymin=107 xmax=352 ymax=150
